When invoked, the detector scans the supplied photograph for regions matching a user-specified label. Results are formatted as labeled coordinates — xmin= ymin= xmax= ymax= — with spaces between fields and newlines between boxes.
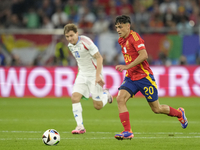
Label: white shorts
xmin=72 ymin=74 xmax=104 ymax=101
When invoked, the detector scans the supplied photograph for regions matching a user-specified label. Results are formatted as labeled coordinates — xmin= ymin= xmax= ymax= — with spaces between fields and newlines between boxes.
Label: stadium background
xmin=0 ymin=0 xmax=200 ymax=97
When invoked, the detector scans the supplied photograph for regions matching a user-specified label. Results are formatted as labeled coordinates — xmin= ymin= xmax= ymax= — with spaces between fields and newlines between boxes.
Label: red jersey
xmin=118 ymin=30 xmax=153 ymax=81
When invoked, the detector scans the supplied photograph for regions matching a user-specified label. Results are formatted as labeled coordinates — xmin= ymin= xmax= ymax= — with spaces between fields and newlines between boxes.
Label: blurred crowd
xmin=0 ymin=0 xmax=199 ymax=34
xmin=0 ymin=0 xmax=200 ymax=67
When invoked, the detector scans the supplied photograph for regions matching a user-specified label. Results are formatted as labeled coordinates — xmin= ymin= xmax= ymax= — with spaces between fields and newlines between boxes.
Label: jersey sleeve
xmin=81 ymin=36 xmax=98 ymax=55
xmin=131 ymin=32 xmax=146 ymax=51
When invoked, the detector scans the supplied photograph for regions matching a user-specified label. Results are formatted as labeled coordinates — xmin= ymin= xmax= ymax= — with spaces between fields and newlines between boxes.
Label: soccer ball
xmin=42 ymin=129 xmax=60 ymax=146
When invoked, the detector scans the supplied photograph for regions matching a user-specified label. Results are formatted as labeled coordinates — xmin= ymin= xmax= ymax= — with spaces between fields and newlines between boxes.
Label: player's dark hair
xmin=64 ymin=23 xmax=78 ymax=35
xmin=115 ymin=15 xmax=131 ymax=25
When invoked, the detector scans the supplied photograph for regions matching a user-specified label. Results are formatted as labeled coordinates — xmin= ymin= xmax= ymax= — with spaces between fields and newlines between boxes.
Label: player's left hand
xmin=115 ymin=65 xmax=128 ymax=72
xmin=95 ymin=76 xmax=105 ymax=87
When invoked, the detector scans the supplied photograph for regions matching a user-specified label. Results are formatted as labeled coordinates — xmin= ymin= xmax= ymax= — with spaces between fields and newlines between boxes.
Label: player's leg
xmin=89 ymin=77 xmax=113 ymax=110
xmin=115 ymin=77 xmax=138 ymax=140
xmin=71 ymin=92 xmax=86 ymax=134
xmin=148 ymin=100 xmax=188 ymax=128
xmin=139 ymin=74 xmax=188 ymax=129
xmin=71 ymin=75 xmax=89 ymax=134
xmin=91 ymin=90 xmax=113 ymax=110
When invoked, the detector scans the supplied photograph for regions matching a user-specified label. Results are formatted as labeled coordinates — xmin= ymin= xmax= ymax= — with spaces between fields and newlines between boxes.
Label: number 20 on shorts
xmin=143 ymin=86 xmax=154 ymax=95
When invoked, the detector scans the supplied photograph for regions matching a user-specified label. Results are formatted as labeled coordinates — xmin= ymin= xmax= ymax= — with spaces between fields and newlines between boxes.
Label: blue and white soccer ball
xmin=42 ymin=129 xmax=60 ymax=146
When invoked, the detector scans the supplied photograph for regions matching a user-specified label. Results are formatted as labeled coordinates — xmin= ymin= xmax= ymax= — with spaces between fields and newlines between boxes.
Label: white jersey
xmin=68 ymin=35 xmax=102 ymax=76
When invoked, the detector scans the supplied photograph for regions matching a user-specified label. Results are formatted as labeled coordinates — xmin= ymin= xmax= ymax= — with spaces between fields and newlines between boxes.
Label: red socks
xmin=119 ymin=112 xmax=131 ymax=131
xmin=119 ymin=107 xmax=181 ymax=132
xmin=168 ymin=106 xmax=182 ymax=118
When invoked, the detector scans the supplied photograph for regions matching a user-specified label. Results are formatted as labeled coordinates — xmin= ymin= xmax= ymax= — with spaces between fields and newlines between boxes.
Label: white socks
xmin=72 ymin=93 xmax=108 ymax=127
xmin=101 ymin=92 xmax=108 ymax=107
xmin=72 ymin=102 xmax=83 ymax=126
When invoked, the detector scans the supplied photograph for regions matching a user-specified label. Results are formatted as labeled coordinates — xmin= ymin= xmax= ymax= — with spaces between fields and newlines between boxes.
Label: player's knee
xmin=71 ymin=95 xmax=80 ymax=103
xmin=116 ymin=95 xmax=125 ymax=105
xmin=151 ymin=107 xmax=161 ymax=114
xmin=93 ymin=102 xmax=102 ymax=110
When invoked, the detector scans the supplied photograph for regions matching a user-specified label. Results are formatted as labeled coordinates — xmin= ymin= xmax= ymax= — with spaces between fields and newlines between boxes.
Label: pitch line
xmin=1 ymin=136 xmax=200 ymax=141
xmin=0 ymin=119 xmax=200 ymax=124
xmin=1 ymin=130 xmax=200 ymax=135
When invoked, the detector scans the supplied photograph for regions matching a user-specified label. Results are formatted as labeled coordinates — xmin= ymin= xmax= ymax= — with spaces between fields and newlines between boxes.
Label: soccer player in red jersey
xmin=114 ymin=15 xmax=188 ymax=140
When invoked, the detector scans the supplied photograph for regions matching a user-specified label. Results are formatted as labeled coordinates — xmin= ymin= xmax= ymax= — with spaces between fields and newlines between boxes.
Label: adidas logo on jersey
xmin=147 ymin=96 xmax=152 ymax=99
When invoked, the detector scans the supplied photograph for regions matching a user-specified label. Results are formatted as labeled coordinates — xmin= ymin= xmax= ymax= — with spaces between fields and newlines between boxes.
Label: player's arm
xmin=116 ymin=49 xmax=148 ymax=72
xmin=93 ymin=52 xmax=105 ymax=87
xmin=126 ymin=49 xmax=148 ymax=69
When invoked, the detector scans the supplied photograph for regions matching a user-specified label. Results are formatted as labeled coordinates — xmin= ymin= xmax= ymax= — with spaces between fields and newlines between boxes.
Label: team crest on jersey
xmin=78 ymin=46 xmax=82 ymax=50
xmin=73 ymin=46 xmax=81 ymax=51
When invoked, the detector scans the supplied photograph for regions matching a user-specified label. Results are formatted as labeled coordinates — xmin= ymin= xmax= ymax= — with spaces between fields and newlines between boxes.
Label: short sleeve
xmin=131 ymin=32 xmax=146 ymax=51
xmin=80 ymin=36 xmax=98 ymax=55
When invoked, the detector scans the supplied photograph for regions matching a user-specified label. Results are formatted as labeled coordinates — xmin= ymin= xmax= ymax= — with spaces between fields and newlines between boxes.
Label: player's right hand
xmin=116 ymin=65 xmax=128 ymax=72
xmin=95 ymin=76 xmax=105 ymax=87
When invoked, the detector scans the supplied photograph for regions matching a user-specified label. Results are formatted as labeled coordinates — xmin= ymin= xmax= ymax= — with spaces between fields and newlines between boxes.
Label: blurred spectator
xmin=107 ymin=7 xmax=118 ymax=31
xmin=133 ymin=0 xmax=140 ymax=13
xmin=78 ymin=6 xmax=96 ymax=32
xmin=54 ymin=0 xmax=62 ymax=8
xmin=149 ymin=5 xmax=164 ymax=28
xmin=139 ymin=0 xmax=154 ymax=11
xmin=0 ymin=9 xmax=11 ymax=29
xmin=146 ymin=0 xmax=159 ymax=12
xmin=179 ymin=55 xmax=187 ymax=65
xmin=0 ymin=47 xmax=6 ymax=66
xmin=51 ymin=6 xmax=68 ymax=28
xmin=41 ymin=16 xmax=54 ymax=29
xmin=177 ymin=0 xmax=193 ymax=15
xmin=78 ymin=18 xmax=93 ymax=33
xmin=23 ymin=7 xmax=40 ymax=28
xmin=163 ymin=7 xmax=177 ymax=27
xmin=134 ymin=5 xmax=150 ymax=29
xmin=82 ymin=7 xmax=96 ymax=23
xmin=159 ymin=0 xmax=177 ymax=14
xmin=118 ymin=0 xmax=133 ymax=15
xmin=196 ymin=46 xmax=200 ymax=65
xmin=37 ymin=0 xmax=54 ymax=18
xmin=64 ymin=0 xmax=79 ymax=23
xmin=176 ymin=15 xmax=193 ymax=36
xmin=33 ymin=53 xmax=43 ymax=66
xmin=92 ymin=10 xmax=109 ymax=34
xmin=77 ymin=0 xmax=89 ymax=16
xmin=11 ymin=53 xmax=22 ymax=66
xmin=54 ymin=36 xmax=69 ymax=66
xmin=91 ymin=0 xmax=101 ymax=17
xmin=189 ymin=2 xmax=199 ymax=27
xmin=0 ymin=0 xmax=11 ymax=14
xmin=106 ymin=0 xmax=119 ymax=15
xmin=97 ymin=0 xmax=110 ymax=9
xmin=64 ymin=0 xmax=78 ymax=16
xmin=11 ymin=0 xmax=27 ymax=20
xmin=158 ymin=51 xmax=168 ymax=65
xmin=7 ymin=14 xmax=22 ymax=29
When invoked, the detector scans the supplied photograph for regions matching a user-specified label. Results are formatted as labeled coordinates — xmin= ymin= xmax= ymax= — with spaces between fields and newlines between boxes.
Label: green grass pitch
xmin=0 ymin=97 xmax=200 ymax=150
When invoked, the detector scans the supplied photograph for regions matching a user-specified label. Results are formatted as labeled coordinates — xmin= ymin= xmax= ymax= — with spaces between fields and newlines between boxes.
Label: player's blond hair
xmin=64 ymin=23 xmax=78 ymax=35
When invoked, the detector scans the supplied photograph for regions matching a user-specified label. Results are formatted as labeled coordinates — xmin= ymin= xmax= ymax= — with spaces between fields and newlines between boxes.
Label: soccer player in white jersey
xmin=64 ymin=23 xmax=113 ymax=134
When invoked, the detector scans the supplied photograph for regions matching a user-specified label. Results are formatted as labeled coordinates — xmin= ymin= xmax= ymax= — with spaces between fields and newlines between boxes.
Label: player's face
xmin=115 ymin=23 xmax=130 ymax=38
xmin=65 ymin=30 xmax=79 ymax=45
